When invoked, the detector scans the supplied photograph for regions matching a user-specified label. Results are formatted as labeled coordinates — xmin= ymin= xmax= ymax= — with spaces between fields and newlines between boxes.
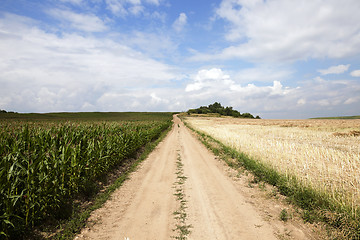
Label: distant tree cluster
xmin=0 ymin=109 xmax=17 ymax=114
xmin=187 ymin=102 xmax=260 ymax=119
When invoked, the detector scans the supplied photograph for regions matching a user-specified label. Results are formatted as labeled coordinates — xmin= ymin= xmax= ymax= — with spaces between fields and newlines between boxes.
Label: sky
xmin=0 ymin=0 xmax=360 ymax=119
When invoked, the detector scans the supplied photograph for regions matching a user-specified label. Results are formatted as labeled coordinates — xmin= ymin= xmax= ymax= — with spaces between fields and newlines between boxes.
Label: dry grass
xmin=185 ymin=117 xmax=360 ymax=214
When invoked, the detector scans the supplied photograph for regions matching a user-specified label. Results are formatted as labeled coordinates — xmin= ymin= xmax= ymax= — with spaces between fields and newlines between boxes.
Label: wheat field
xmin=185 ymin=117 xmax=360 ymax=214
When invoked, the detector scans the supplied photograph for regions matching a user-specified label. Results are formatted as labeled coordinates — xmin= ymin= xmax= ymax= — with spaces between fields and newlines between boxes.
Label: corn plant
xmin=0 ymin=119 xmax=171 ymax=239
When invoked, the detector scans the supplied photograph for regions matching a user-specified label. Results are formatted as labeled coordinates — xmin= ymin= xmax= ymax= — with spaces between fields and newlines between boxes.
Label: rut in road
xmin=76 ymin=116 xmax=310 ymax=240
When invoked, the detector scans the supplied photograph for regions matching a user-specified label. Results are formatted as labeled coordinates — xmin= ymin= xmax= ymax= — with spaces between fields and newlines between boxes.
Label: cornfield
xmin=0 ymin=118 xmax=171 ymax=238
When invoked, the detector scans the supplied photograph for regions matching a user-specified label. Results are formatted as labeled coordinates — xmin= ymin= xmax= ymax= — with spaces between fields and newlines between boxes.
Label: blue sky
xmin=1 ymin=0 xmax=360 ymax=118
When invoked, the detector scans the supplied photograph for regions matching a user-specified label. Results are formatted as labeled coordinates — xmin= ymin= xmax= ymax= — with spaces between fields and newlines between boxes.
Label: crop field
xmin=185 ymin=117 xmax=360 ymax=227
xmin=0 ymin=112 xmax=173 ymax=238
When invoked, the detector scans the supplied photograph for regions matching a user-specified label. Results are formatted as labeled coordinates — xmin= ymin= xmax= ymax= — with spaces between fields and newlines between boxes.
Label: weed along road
xmin=76 ymin=115 xmax=311 ymax=240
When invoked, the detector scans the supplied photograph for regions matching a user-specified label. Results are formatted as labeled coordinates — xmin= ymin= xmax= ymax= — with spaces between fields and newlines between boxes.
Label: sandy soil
xmin=75 ymin=115 xmax=320 ymax=240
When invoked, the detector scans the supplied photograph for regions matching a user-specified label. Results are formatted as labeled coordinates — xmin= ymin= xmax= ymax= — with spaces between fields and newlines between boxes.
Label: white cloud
xmin=1 ymin=6 xmax=359 ymax=119
xmin=173 ymin=13 xmax=187 ymax=32
xmin=318 ymin=64 xmax=350 ymax=75
xmin=59 ymin=0 xmax=84 ymax=5
xmin=150 ymin=92 xmax=168 ymax=105
xmin=122 ymin=31 xmax=178 ymax=58
xmin=297 ymin=98 xmax=306 ymax=106
xmin=185 ymin=68 xmax=293 ymax=98
xmin=185 ymin=68 xmax=233 ymax=92
xmin=234 ymin=66 xmax=293 ymax=83
xmin=149 ymin=11 xmax=166 ymax=22
xmin=105 ymin=0 xmax=156 ymax=17
xmin=95 ymin=88 xmax=178 ymax=112
xmin=145 ymin=0 xmax=160 ymax=5
xmin=0 ymin=13 xmax=176 ymax=112
xmin=105 ymin=0 xmax=128 ymax=17
xmin=183 ymin=68 xmax=297 ymax=115
xmin=48 ymin=9 xmax=108 ymax=32
xmin=207 ymin=0 xmax=360 ymax=62
xmin=344 ymin=96 xmax=360 ymax=104
xmin=350 ymin=70 xmax=360 ymax=77
xmin=128 ymin=0 xmax=141 ymax=4
xmin=129 ymin=5 xmax=144 ymax=15
xmin=182 ymin=68 xmax=360 ymax=118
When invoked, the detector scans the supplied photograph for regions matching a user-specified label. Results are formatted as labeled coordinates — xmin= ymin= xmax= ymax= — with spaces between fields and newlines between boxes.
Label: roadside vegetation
xmin=173 ymin=152 xmax=191 ymax=240
xmin=182 ymin=115 xmax=360 ymax=239
xmin=0 ymin=112 xmax=173 ymax=239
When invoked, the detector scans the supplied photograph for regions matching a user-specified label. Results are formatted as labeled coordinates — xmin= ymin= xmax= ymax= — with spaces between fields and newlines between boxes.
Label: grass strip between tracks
xmin=172 ymin=152 xmax=192 ymax=240
xmin=182 ymin=120 xmax=360 ymax=240
xmin=50 ymin=123 xmax=173 ymax=240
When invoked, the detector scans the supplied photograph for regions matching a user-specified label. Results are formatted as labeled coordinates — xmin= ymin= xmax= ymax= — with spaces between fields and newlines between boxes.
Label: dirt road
xmin=76 ymin=115 xmax=313 ymax=240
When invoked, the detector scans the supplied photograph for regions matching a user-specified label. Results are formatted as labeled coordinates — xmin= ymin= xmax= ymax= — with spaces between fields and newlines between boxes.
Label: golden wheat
xmin=186 ymin=117 xmax=360 ymax=212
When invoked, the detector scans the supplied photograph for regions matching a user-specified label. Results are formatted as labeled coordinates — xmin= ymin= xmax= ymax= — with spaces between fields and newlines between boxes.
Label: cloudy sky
xmin=1 ymin=0 xmax=360 ymax=118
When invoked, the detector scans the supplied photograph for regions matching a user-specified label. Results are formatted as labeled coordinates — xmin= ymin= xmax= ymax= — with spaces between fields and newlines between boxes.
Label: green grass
xmin=279 ymin=209 xmax=290 ymax=222
xmin=172 ymin=153 xmax=191 ymax=240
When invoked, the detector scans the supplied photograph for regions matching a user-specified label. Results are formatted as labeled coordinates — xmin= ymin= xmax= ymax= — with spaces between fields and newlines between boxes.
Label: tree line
xmin=187 ymin=102 xmax=260 ymax=119
xmin=0 ymin=109 xmax=17 ymax=114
